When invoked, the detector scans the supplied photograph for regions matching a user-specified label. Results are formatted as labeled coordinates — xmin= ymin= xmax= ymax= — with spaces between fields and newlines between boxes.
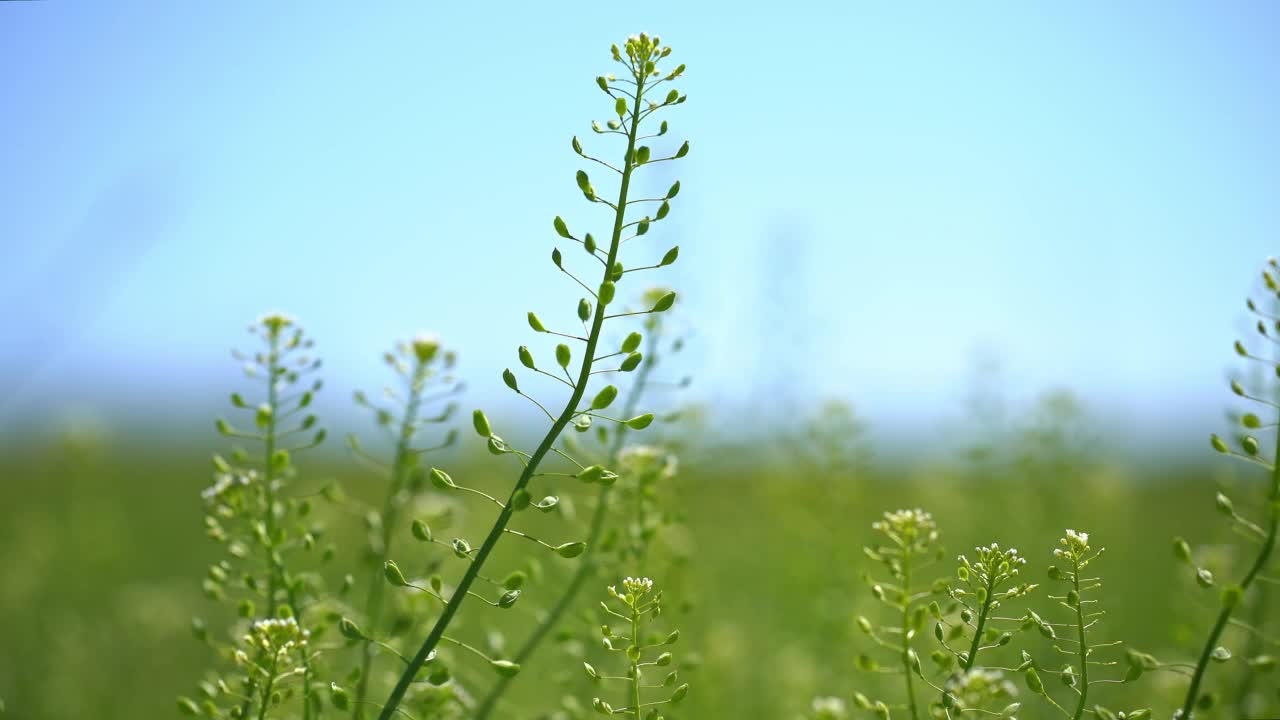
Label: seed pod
xmin=1197 ymin=567 xmax=1215 ymax=588
xmin=411 ymin=519 xmax=432 ymax=542
xmin=552 ymin=248 xmax=563 ymax=268
xmin=666 ymin=180 xmax=680 ymax=199
xmin=585 ymin=233 xmax=597 ymax=254
xmin=615 ymin=97 xmax=627 ymax=117
xmin=473 ymin=409 xmax=492 ymax=437
xmin=665 ymin=89 xmax=678 ymax=104
xmin=384 ymin=560 xmax=408 ymax=586
xmin=636 ymin=218 xmax=650 ymax=235
xmin=528 ymin=312 xmax=547 ymax=333
xmin=502 ymin=369 xmax=519 ymax=392
xmin=554 ymin=541 xmax=587 ymax=558
xmin=572 ymin=136 xmax=583 ymax=154
xmin=503 ymin=571 xmax=527 ymax=590
xmin=670 ymin=683 xmax=689 ymax=702
xmin=1215 ymin=492 xmax=1234 ymax=515
xmin=622 ymin=332 xmax=643 ymax=353
xmin=655 ymin=200 xmax=670 ymax=220
xmin=591 ymin=385 xmax=619 ymax=410
xmin=510 ymin=488 xmax=531 ymax=511
xmin=339 ymin=617 xmax=365 ymax=640
xmin=554 ymin=216 xmax=571 ymax=238
xmin=578 ymin=298 xmax=591 ymax=321
xmin=599 ymin=281 xmax=616 ymax=306
xmin=596 ymin=76 xmax=608 ymax=92
xmin=330 ymin=683 xmax=351 ymax=711
xmin=518 ymin=345 xmax=535 ymax=369
xmin=576 ymin=170 xmax=593 ymax=199
xmin=498 ymin=589 xmax=521 ymax=608
xmin=1025 ymin=666 xmax=1045 ymax=694
xmin=556 ymin=344 xmax=571 ymax=368
xmin=490 ymin=660 xmax=521 ymax=677
xmin=430 ymin=467 xmax=457 ymax=489
xmin=660 ymin=246 xmax=679 ymax=266
xmin=636 ymin=146 xmax=651 ymax=164
xmin=675 ymin=140 xmax=689 ymax=158
xmin=651 ymin=291 xmax=676 ymax=312
xmin=620 ymin=352 xmax=642 ymax=371
xmin=625 ymin=414 xmax=654 ymax=430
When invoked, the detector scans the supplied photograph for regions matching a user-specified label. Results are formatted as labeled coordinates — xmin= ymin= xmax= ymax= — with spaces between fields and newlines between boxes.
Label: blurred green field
xmin=1 ymin=406 xmax=1270 ymax=720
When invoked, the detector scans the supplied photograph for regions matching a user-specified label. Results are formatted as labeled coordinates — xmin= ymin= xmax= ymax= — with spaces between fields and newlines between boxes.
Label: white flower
xmin=811 ymin=696 xmax=848 ymax=719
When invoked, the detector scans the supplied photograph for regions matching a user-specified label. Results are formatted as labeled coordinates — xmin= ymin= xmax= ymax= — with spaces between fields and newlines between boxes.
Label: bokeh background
xmin=3 ymin=2 xmax=1280 ymax=718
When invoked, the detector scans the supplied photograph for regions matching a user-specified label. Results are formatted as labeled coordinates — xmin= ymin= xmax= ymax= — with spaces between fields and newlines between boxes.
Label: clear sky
xmin=3 ymin=2 xmax=1280 ymax=445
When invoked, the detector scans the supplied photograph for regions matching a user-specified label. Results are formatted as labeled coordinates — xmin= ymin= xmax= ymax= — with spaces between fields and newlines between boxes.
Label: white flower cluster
xmin=240 ymin=616 xmax=310 ymax=662
xmin=811 ymin=696 xmax=848 ymax=719
xmin=201 ymin=470 xmax=254 ymax=502
xmin=608 ymin=576 xmax=654 ymax=600
xmin=1055 ymin=529 xmax=1091 ymax=560
xmin=873 ymin=508 xmax=938 ymax=541
xmin=618 ymin=445 xmax=678 ymax=479
xmin=944 ymin=668 xmax=1018 ymax=709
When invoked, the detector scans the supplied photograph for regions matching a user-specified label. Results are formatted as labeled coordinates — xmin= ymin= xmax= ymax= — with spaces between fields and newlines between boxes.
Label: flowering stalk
xmin=1017 ymin=530 xmax=1147 ymax=720
xmin=855 ymin=509 xmax=943 ymax=720
xmin=472 ymin=310 xmax=674 ymax=719
xmin=375 ymin=33 xmax=689 ymax=720
xmin=180 ymin=313 xmax=328 ymax=720
xmin=1181 ymin=261 xmax=1280 ymax=718
xmin=348 ymin=336 xmax=460 ymax=718
xmin=583 ymin=578 xmax=689 ymax=717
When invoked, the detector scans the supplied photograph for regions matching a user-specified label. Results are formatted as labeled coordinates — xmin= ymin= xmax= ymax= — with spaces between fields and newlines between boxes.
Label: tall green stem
xmin=353 ymin=361 xmax=428 ymax=717
xmin=472 ymin=332 xmax=658 ymax=719
xmin=902 ymin=546 xmax=919 ymax=720
xmin=962 ymin=572 xmax=997 ymax=672
xmin=630 ymin=604 xmax=643 ymax=719
xmin=376 ymin=69 xmax=649 ymax=720
xmin=1070 ymin=557 xmax=1088 ymax=720
xmin=259 ymin=329 xmax=313 ymax=720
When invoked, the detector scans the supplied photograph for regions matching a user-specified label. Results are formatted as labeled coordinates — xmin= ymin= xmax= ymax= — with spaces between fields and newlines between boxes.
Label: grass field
xmin=0 ymin=406 xmax=1267 ymax=719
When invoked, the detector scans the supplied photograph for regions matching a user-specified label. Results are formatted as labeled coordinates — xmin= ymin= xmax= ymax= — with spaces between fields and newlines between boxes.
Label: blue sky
xmin=3 ymin=2 xmax=1280 ymax=444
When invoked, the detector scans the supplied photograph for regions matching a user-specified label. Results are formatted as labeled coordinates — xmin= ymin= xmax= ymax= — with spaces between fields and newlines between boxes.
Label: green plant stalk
xmin=376 ymin=69 xmax=650 ymax=720
xmin=1233 ymin=578 xmax=1270 ymax=718
xmin=630 ymin=603 xmax=643 ymax=719
xmin=353 ymin=360 xmax=429 ymax=717
xmin=1070 ymin=556 xmax=1088 ymax=720
xmin=240 ymin=329 xmax=314 ymax=720
xmin=962 ymin=572 xmax=998 ymax=672
xmin=1178 ymin=450 xmax=1280 ymax=719
xmin=472 ymin=331 xmax=658 ymax=719
xmin=902 ymin=546 xmax=919 ymax=720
